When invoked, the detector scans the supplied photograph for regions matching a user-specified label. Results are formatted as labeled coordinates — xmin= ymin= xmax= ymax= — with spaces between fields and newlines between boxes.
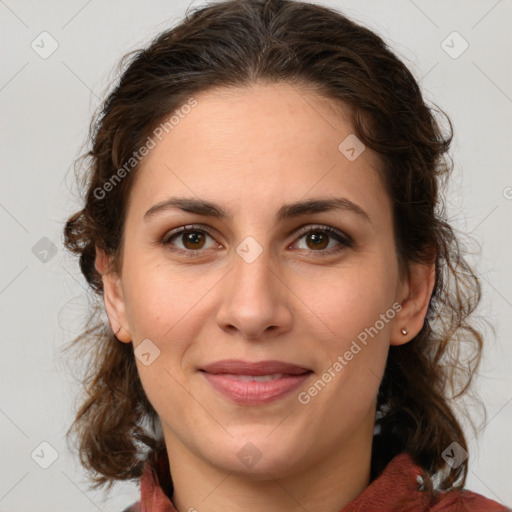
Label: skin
xmin=96 ymin=81 xmax=435 ymax=512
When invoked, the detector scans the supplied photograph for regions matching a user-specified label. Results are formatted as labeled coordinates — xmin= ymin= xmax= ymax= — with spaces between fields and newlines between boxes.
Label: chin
xmin=202 ymin=431 xmax=311 ymax=479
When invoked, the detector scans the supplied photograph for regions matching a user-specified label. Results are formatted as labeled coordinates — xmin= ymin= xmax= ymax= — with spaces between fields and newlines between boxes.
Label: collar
xmin=135 ymin=450 xmax=506 ymax=512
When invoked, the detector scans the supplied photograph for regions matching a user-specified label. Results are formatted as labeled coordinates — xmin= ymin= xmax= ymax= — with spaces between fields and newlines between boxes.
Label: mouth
xmin=199 ymin=359 xmax=313 ymax=405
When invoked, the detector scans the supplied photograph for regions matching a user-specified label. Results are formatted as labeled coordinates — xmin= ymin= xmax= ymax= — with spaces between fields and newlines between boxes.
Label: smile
xmin=199 ymin=359 xmax=313 ymax=405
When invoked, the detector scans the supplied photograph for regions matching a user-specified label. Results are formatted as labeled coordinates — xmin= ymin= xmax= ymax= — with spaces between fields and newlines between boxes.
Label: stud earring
xmin=401 ymin=327 xmax=408 ymax=335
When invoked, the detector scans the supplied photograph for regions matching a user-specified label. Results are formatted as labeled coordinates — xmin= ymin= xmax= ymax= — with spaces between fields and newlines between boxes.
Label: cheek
xmin=123 ymin=267 xmax=207 ymax=417
xmin=123 ymin=261 xmax=214 ymax=342
xmin=295 ymin=258 xmax=397 ymax=343
xmin=297 ymin=257 xmax=397 ymax=405
xmin=122 ymin=262 xmax=222 ymax=403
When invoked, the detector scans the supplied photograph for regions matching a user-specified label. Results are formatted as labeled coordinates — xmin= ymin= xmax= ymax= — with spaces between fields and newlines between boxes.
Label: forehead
xmin=126 ymin=82 xmax=390 ymax=227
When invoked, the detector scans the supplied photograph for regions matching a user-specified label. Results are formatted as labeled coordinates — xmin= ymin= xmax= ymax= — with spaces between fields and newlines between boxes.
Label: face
xmin=100 ymin=82 xmax=421 ymax=479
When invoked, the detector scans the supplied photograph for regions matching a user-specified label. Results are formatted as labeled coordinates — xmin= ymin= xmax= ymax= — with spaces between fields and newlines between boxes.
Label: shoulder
xmin=430 ymin=488 xmax=510 ymax=511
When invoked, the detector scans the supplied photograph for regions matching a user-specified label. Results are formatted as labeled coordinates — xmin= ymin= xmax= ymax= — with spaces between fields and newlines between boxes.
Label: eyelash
xmin=160 ymin=224 xmax=353 ymax=259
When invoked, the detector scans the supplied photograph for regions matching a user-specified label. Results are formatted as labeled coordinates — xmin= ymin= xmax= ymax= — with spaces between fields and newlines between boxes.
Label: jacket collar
xmin=137 ymin=451 xmax=434 ymax=511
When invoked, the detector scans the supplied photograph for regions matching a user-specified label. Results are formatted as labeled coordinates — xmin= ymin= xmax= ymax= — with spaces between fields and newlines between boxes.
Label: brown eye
xmin=181 ymin=231 xmax=207 ymax=250
xmin=161 ymin=223 xmax=352 ymax=258
xmin=304 ymin=232 xmax=329 ymax=250
xmin=162 ymin=226 xmax=218 ymax=254
xmin=292 ymin=225 xmax=353 ymax=255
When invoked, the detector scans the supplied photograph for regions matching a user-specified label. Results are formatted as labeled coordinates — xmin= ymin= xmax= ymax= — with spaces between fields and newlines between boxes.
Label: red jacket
xmin=122 ymin=452 xmax=509 ymax=511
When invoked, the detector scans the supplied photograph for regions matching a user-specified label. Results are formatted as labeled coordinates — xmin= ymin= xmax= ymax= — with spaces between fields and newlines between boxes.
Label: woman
xmin=62 ymin=0 xmax=509 ymax=510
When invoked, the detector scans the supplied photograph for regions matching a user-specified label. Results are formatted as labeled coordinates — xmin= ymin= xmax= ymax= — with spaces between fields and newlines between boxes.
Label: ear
xmin=95 ymin=246 xmax=132 ymax=343
xmin=391 ymin=260 xmax=436 ymax=346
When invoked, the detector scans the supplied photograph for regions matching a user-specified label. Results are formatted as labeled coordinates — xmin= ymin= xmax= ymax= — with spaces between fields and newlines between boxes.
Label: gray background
xmin=1 ymin=0 xmax=511 ymax=510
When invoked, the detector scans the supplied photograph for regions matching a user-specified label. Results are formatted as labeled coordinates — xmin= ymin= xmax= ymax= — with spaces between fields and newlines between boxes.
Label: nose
xmin=215 ymin=244 xmax=293 ymax=340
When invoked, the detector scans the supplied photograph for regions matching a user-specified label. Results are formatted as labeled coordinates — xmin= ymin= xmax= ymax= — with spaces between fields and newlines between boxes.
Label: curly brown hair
xmin=62 ymin=0 xmax=484 ymax=496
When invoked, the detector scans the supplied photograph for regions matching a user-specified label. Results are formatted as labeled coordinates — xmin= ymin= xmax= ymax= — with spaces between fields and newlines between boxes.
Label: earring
xmin=401 ymin=327 xmax=408 ymax=335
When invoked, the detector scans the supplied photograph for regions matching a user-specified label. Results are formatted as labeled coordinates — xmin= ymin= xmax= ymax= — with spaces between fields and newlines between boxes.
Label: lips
xmin=201 ymin=359 xmax=311 ymax=376
xmin=200 ymin=359 xmax=313 ymax=405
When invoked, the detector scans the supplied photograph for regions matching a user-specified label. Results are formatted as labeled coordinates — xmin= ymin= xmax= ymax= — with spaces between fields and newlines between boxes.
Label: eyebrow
xmin=143 ymin=196 xmax=372 ymax=225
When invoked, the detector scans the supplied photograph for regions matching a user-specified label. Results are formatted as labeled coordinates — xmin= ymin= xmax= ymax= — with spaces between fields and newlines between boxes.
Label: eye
xmin=161 ymin=225 xmax=219 ymax=256
xmin=291 ymin=224 xmax=353 ymax=255
xmin=160 ymin=224 xmax=353 ymax=257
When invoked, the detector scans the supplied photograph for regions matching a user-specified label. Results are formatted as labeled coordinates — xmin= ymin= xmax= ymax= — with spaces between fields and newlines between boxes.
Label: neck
xmin=163 ymin=411 xmax=375 ymax=512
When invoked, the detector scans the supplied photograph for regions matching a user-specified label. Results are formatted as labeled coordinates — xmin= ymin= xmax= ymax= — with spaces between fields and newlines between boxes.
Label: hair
xmin=62 ymin=0 xmax=485 ymax=497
